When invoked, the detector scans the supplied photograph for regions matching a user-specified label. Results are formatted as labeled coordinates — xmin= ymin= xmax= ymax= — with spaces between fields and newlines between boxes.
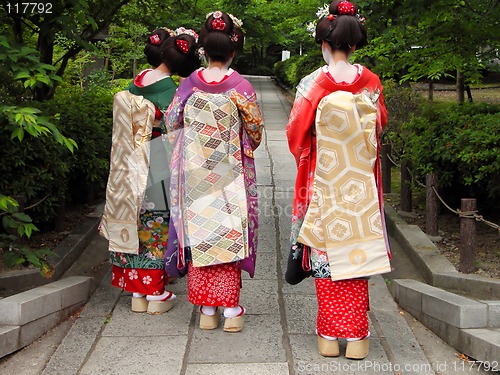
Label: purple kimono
xmin=163 ymin=69 xmax=263 ymax=278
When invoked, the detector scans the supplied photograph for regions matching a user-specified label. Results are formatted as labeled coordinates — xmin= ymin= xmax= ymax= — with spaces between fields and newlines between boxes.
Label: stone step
xmin=0 ymin=276 xmax=91 ymax=358
xmin=392 ymin=278 xmax=500 ymax=368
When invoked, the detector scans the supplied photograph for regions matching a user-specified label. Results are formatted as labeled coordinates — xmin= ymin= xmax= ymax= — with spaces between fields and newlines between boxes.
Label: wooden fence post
xmin=400 ymin=160 xmax=412 ymax=212
xmin=459 ymin=198 xmax=477 ymax=273
xmin=426 ymin=173 xmax=439 ymax=236
xmin=381 ymin=143 xmax=391 ymax=194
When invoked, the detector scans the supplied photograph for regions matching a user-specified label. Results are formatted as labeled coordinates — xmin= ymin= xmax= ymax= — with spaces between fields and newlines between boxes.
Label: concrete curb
xmin=0 ymin=214 xmax=100 ymax=297
xmin=385 ymin=204 xmax=500 ymax=300
xmin=384 ymin=205 xmax=500 ymax=367
xmin=0 ymin=276 xmax=92 ymax=358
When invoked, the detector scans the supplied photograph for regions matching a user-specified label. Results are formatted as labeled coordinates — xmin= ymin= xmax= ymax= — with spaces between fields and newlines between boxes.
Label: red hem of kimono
xmin=187 ymin=262 xmax=241 ymax=307
xmin=315 ymin=278 xmax=369 ymax=339
xmin=111 ymin=265 xmax=166 ymax=295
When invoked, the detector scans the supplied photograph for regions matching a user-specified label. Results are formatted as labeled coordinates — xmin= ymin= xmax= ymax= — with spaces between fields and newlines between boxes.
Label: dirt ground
xmin=397 ymin=207 xmax=500 ymax=280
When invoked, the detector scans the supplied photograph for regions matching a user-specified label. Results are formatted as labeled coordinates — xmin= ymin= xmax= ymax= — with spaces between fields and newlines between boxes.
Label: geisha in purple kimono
xmin=162 ymin=10 xmax=263 ymax=333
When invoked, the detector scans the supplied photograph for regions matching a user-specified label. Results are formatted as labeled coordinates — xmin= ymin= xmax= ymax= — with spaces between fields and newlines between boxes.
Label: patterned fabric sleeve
xmin=286 ymin=91 xmax=316 ymax=166
xmin=231 ymin=91 xmax=263 ymax=150
xmin=162 ymin=93 xmax=186 ymax=134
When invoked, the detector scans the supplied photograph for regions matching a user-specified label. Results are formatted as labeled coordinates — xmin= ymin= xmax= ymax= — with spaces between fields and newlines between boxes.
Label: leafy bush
xmin=402 ymin=103 xmax=500 ymax=209
xmin=40 ymin=85 xmax=118 ymax=206
xmin=274 ymin=51 xmax=323 ymax=89
xmin=381 ymin=81 xmax=425 ymax=157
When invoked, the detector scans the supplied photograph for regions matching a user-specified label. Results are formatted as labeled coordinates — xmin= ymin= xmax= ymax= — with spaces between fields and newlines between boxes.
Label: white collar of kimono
xmin=322 ymin=63 xmax=362 ymax=84
xmin=202 ymin=58 xmax=234 ymax=82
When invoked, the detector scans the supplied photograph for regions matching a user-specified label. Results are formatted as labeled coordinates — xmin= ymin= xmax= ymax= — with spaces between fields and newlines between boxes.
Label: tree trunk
xmin=35 ymin=24 xmax=55 ymax=101
xmin=428 ymin=81 xmax=434 ymax=102
xmin=465 ymin=85 xmax=473 ymax=103
xmin=456 ymin=70 xmax=465 ymax=104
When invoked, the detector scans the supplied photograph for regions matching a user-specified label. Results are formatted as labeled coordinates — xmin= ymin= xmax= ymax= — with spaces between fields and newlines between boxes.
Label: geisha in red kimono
xmin=100 ymin=28 xmax=200 ymax=315
xmin=163 ymin=11 xmax=263 ymax=333
xmin=286 ymin=0 xmax=391 ymax=359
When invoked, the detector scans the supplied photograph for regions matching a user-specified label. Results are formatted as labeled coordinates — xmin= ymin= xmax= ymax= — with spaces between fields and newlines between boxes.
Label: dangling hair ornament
xmin=228 ymin=13 xmax=243 ymax=28
xmin=338 ymin=1 xmax=356 ymax=15
xmin=356 ymin=14 xmax=366 ymax=25
xmin=174 ymin=27 xmax=199 ymax=43
xmin=149 ymin=34 xmax=161 ymax=45
xmin=316 ymin=3 xmax=330 ymax=19
xmin=209 ymin=10 xmax=226 ymax=31
xmin=176 ymin=39 xmax=189 ymax=54
xmin=161 ymin=27 xmax=175 ymax=37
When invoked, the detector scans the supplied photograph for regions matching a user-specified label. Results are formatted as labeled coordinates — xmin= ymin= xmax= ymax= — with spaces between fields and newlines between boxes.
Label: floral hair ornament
xmin=149 ymin=34 xmax=161 ymax=45
xmin=337 ymin=1 xmax=356 ymax=15
xmin=176 ymin=39 xmax=190 ymax=54
xmin=228 ymin=13 xmax=243 ymax=28
xmin=174 ymin=27 xmax=199 ymax=43
xmin=230 ymin=33 xmax=239 ymax=42
xmin=161 ymin=27 xmax=175 ymax=37
xmin=209 ymin=10 xmax=226 ymax=31
xmin=316 ymin=3 xmax=330 ymax=19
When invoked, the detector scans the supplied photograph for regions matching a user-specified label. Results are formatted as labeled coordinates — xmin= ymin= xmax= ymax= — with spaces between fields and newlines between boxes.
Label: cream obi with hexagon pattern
xmin=298 ymin=91 xmax=391 ymax=281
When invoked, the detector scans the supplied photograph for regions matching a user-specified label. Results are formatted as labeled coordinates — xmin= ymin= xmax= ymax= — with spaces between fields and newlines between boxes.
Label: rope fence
xmin=381 ymin=146 xmax=500 ymax=273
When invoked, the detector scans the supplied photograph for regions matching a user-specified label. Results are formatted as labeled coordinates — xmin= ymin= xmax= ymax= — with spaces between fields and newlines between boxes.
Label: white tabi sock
xmin=223 ymin=306 xmax=244 ymax=319
xmin=201 ymin=305 xmax=217 ymax=316
xmin=346 ymin=332 xmax=371 ymax=342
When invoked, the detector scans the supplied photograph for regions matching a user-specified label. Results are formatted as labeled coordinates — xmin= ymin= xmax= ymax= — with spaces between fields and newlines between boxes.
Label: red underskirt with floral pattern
xmin=315 ymin=278 xmax=369 ymax=339
xmin=111 ymin=266 xmax=166 ymax=296
xmin=187 ymin=262 xmax=241 ymax=307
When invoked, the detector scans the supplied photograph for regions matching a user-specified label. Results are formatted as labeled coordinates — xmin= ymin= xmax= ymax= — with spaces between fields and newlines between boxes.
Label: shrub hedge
xmin=1 ymin=78 xmax=127 ymax=228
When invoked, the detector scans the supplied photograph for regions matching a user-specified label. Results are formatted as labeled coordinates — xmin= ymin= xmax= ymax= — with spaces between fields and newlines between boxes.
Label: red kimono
xmin=286 ymin=65 xmax=388 ymax=339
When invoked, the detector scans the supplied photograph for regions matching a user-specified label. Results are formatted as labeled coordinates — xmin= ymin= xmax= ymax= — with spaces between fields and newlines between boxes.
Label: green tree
xmin=357 ymin=0 xmax=500 ymax=103
xmin=0 ymin=0 xmax=132 ymax=100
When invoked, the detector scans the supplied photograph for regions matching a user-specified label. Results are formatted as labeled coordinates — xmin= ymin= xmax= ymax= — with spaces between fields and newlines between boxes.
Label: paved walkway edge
xmin=384 ymin=205 xmax=500 ymax=367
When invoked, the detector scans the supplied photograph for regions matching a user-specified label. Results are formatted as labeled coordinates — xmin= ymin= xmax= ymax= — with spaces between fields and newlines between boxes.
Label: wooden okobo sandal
xmin=199 ymin=307 xmax=221 ymax=330
xmin=223 ymin=306 xmax=245 ymax=333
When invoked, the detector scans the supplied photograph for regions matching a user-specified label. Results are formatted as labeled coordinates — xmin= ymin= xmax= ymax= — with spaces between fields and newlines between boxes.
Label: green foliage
xmin=402 ymin=103 xmax=500 ymax=206
xmin=0 ymin=195 xmax=58 ymax=277
xmin=381 ymin=81 xmax=425 ymax=158
xmin=356 ymin=0 xmax=500 ymax=94
xmin=39 ymin=83 xmax=118 ymax=205
xmin=274 ymin=50 xmax=323 ymax=88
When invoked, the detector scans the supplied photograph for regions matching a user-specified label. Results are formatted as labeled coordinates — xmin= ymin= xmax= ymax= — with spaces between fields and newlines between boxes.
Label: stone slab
xmin=460 ymin=328 xmax=500 ymax=367
xmin=79 ymin=335 xmax=188 ymax=375
xmin=185 ymin=363 xmax=289 ymax=375
xmin=41 ymin=316 xmax=106 ymax=375
xmin=434 ymin=272 xmax=500 ymax=300
xmin=0 ymin=325 xmax=19 ymax=358
xmin=393 ymin=278 xmax=441 ymax=312
xmin=369 ymin=276 xmax=433 ymax=375
xmin=101 ymin=295 xmax=194 ymax=337
xmin=482 ymin=300 xmax=500 ymax=328
xmin=422 ymin=289 xmax=487 ymax=328
xmin=289 ymin=334 xmax=391 ymax=375
xmin=188 ymin=314 xmax=285 ymax=363
xmin=0 ymin=276 xmax=91 ymax=326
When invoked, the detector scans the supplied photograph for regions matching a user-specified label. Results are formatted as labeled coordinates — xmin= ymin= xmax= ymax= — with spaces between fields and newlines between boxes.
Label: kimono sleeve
xmin=162 ymin=93 xmax=186 ymax=134
xmin=232 ymin=91 xmax=263 ymax=150
xmin=286 ymin=91 xmax=315 ymax=166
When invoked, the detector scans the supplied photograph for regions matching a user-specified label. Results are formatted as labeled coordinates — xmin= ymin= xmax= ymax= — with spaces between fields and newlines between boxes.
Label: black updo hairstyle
xmin=144 ymin=28 xmax=172 ymax=68
xmin=315 ymin=0 xmax=367 ymax=54
xmin=160 ymin=33 xmax=201 ymax=78
xmin=199 ymin=11 xmax=245 ymax=63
